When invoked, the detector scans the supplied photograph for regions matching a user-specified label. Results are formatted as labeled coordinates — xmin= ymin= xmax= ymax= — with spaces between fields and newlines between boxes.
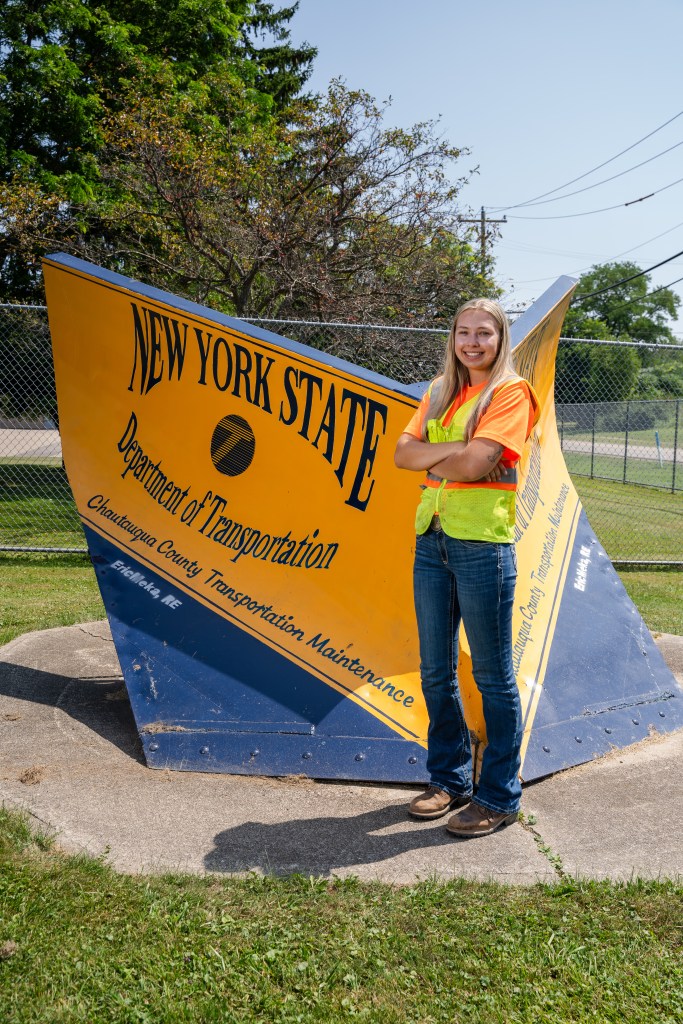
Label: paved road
xmin=0 ymin=428 xmax=61 ymax=460
xmin=2 ymin=428 xmax=681 ymax=466
xmin=561 ymin=438 xmax=682 ymax=462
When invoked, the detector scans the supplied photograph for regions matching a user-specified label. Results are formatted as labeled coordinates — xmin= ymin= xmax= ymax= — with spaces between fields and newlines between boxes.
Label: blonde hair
xmin=425 ymin=298 xmax=517 ymax=441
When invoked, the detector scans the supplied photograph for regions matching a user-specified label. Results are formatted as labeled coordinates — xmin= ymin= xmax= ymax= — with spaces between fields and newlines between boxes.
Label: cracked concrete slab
xmin=523 ymin=729 xmax=683 ymax=880
xmin=1 ymin=621 xmax=681 ymax=884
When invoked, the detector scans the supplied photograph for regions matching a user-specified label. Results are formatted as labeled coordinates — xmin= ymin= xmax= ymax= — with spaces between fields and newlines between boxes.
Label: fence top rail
xmin=241 ymin=316 xmax=450 ymax=334
xmin=559 ymin=336 xmax=683 ymax=351
xmin=0 ymin=303 xmax=48 ymax=310
xmin=4 ymin=303 xmax=683 ymax=350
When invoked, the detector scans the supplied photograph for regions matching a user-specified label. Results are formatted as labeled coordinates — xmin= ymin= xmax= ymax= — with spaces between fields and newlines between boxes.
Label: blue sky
xmin=289 ymin=0 xmax=683 ymax=331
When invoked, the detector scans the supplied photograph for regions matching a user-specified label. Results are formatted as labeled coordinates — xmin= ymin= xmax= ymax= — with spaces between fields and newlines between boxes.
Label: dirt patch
xmin=19 ymin=765 xmax=46 ymax=786
xmin=104 ymin=686 xmax=129 ymax=702
xmin=275 ymin=773 xmax=317 ymax=787
xmin=141 ymin=723 xmax=188 ymax=734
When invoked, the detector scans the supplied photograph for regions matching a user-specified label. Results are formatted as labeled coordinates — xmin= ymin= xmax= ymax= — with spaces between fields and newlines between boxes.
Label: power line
xmin=574 ymin=249 xmax=683 ymax=302
xmin=457 ymin=206 xmax=506 ymax=272
xmin=499 ymin=219 xmax=683 ymax=285
xmin=490 ymin=109 xmax=683 ymax=212
xmin=644 ymin=274 xmax=683 ymax=298
xmin=507 ymin=172 xmax=683 ymax=220
xmin=601 ymin=219 xmax=683 ymax=263
xmin=567 ymin=274 xmax=683 ymax=333
xmin=506 ymin=138 xmax=683 ymax=209
xmin=588 ymin=274 xmax=683 ymax=322
xmin=569 ymin=274 xmax=683 ymax=338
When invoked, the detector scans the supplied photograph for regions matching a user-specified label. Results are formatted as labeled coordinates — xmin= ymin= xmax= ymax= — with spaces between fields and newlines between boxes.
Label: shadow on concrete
xmin=204 ymin=801 xmax=475 ymax=877
xmin=0 ymin=660 xmax=144 ymax=764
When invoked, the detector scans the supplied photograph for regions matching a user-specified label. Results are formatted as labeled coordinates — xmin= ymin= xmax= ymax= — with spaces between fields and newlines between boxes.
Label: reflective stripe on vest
xmin=414 ymin=378 xmax=534 ymax=543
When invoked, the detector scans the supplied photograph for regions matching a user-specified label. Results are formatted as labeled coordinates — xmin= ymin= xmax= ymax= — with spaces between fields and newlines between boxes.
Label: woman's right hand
xmin=482 ymin=463 xmax=503 ymax=482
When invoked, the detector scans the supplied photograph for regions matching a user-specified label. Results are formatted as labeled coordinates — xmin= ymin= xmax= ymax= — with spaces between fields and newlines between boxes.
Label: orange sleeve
xmin=473 ymin=381 xmax=536 ymax=460
xmin=402 ymin=389 xmax=430 ymax=438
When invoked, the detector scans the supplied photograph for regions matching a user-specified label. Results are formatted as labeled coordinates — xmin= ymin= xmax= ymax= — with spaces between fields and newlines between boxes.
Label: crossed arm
xmin=394 ymin=433 xmax=504 ymax=482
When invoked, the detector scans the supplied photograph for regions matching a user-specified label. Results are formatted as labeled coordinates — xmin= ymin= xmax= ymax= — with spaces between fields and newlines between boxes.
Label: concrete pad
xmin=1 ymin=621 xmax=681 ymax=884
xmin=0 ymin=622 xmax=553 ymax=884
xmin=523 ymin=730 xmax=683 ymax=880
xmin=523 ymin=629 xmax=683 ymax=881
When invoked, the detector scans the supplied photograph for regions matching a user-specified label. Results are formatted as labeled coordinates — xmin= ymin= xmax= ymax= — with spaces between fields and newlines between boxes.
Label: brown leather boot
xmin=408 ymin=786 xmax=470 ymax=820
xmin=445 ymin=800 xmax=518 ymax=837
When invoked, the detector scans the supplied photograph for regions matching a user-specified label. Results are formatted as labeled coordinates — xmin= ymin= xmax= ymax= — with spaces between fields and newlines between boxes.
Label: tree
xmin=12 ymin=77 xmax=489 ymax=324
xmin=555 ymin=340 xmax=641 ymax=405
xmin=0 ymin=0 xmax=315 ymax=299
xmin=0 ymin=2 xmax=493 ymax=319
xmin=563 ymin=261 xmax=680 ymax=345
xmin=555 ymin=261 xmax=681 ymax=404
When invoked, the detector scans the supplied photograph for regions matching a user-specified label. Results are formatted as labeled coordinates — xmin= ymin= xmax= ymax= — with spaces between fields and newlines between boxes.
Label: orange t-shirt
xmin=403 ymin=379 xmax=536 ymax=462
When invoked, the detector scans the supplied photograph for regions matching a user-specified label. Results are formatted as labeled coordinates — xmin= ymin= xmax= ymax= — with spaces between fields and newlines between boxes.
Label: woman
xmin=395 ymin=298 xmax=539 ymax=837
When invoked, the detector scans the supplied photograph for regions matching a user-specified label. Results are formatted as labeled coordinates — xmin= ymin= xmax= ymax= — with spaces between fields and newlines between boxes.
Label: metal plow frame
xmin=43 ymin=255 xmax=683 ymax=782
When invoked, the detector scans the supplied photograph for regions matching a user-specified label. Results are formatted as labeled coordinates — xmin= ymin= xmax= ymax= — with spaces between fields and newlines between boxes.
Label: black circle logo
xmin=210 ymin=414 xmax=256 ymax=476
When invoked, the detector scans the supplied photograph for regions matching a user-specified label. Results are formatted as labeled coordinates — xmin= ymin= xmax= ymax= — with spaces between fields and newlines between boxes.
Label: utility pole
xmin=459 ymin=207 xmax=507 ymax=276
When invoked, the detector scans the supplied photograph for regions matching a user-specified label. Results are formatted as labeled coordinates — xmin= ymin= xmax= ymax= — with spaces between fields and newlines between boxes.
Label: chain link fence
xmin=1 ymin=306 xmax=682 ymax=563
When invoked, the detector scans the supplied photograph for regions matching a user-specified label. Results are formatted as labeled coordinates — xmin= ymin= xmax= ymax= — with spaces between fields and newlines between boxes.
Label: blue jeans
xmin=413 ymin=529 xmax=522 ymax=815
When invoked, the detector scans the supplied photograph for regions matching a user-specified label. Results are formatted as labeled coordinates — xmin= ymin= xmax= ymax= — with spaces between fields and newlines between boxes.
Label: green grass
xmin=561 ymin=423 xmax=679 ymax=448
xmin=0 ymin=551 xmax=680 ymax=649
xmin=0 ymin=463 xmax=85 ymax=549
xmin=0 ymin=463 xmax=681 ymax=1021
xmin=0 ymin=466 xmax=681 ymax=646
xmin=2 ymin=461 xmax=681 ymax=560
xmin=1 ymin=478 xmax=681 ymax=647
xmin=618 ymin=568 xmax=683 ymax=635
xmin=564 ymin=451 xmax=681 ymax=493
xmin=1 ymin=806 xmax=681 ymax=1024
xmin=572 ymin=476 xmax=683 ymax=563
xmin=0 ymin=552 xmax=105 ymax=645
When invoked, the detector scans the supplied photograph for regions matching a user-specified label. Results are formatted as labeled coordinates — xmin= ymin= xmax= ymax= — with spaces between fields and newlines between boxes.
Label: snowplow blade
xmin=43 ymin=255 xmax=682 ymax=782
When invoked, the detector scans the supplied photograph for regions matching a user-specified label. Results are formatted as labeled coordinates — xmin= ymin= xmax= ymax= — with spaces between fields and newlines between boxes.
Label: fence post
xmin=673 ymin=399 xmax=680 ymax=495
xmin=591 ymin=403 xmax=596 ymax=479
xmin=623 ymin=401 xmax=630 ymax=485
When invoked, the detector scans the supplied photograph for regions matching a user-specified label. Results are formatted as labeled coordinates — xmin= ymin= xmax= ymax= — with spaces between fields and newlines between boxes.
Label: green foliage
xmin=633 ymin=357 xmax=683 ymax=399
xmin=559 ymin=262 xmax=682 ymax=403
xmin=0 ymin=1 xmax=490 ymax=318
xmin=0 ymin=0 xmax=313 ymax=179
xmin=65 ymin=77 xmax=487 ymax=322
xmin=556 ymin=339 xmax=640 ymax=403
xmin=566 ymin=261 xmax=680 ymax=345
xmin=0 ymin=0 xmax=315 ymax=299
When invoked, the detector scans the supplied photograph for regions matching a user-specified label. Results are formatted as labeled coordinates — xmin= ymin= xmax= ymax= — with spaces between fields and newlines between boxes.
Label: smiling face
xmin=452 ymin=308 xmax=501 ymax=384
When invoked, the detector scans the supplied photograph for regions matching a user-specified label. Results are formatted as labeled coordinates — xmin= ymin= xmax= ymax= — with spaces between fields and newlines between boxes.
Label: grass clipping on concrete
xmin=1 ymin=808 xmax=682 ymax=1024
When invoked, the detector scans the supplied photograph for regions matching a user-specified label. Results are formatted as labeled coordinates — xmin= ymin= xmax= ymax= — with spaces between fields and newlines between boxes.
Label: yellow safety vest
xmin=414 ymin=378 xmax=539 ymax=543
